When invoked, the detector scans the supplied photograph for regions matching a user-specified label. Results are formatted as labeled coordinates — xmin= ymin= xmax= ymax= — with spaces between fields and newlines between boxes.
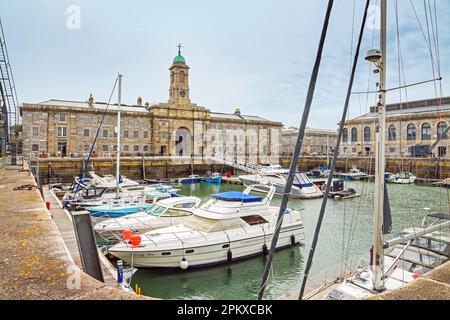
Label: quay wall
xmin=36 ymin=156 xmax=450 ymax=185
xmin=0 ymin=168 xmax=150 ymax=300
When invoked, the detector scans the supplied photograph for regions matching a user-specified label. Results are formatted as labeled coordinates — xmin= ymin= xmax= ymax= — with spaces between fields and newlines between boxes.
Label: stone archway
xmin=175 ymin=127 xmax=191 ymax=156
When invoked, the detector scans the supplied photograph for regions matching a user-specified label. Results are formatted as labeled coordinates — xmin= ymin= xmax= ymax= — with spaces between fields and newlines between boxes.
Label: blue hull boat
xmin=179 ymin=175 xmax=202 ymax=184
xmin=204 ymin=176 xmax=222 ymax=183
xmin=87 ymin=203 xmax=152 ymax=218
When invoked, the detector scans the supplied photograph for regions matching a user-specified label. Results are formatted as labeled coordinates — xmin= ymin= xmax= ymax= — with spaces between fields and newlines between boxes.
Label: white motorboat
xmin=94 ymin=196 xmax=202 ymax=240
xmin=239 ymin=165 xmax=323 ymax=199
xmin=387 ymin=172 xmax=416 ymax=184
xmin=336 ymin=167 xmax=367 ymax=181
xmin=108 ymin=185 xmax=305 ymax=268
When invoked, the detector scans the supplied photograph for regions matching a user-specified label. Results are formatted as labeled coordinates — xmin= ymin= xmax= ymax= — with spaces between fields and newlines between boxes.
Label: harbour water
xmin=129 ymin=180 xmax=449 ymax=300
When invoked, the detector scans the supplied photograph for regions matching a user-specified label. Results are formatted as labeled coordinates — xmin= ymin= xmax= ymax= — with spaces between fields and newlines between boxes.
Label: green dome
xmin=173 ymin=54 xmax=186 ymax=64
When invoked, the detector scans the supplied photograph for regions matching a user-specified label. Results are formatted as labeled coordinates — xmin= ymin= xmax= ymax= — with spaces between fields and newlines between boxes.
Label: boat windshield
xmin=183 ymin=215 xmax=241 ymax=232
xmin=282 ymin=172 xmax=313 ymax=186
xmin=144 ymin=204 xmax=167 ymax=216
xmin=161 ymin=208 xmax=192 ymax=217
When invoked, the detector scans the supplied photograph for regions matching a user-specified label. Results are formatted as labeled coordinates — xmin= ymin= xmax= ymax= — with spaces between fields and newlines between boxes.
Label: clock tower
xmin=169 ymin=44 xmax=191 ymax=105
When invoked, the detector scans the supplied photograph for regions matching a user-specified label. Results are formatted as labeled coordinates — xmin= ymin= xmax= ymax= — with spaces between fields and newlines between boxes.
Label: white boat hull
xmin=109 ymin=224 xmax=304 ymax=268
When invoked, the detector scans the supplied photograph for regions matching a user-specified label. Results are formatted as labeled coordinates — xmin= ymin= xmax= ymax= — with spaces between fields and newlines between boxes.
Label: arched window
xmin=363 ymin=126 xmax=371 ymax=142
xmin=437 ymin=121 xmax=448 ymax=139
xmin=342 ymin=128 xmax=348 ymax=142
xmin=351 ymin=127 xmax=358 ymax=142
xmin=421 ymin=123 xmax=432 ymax=140
xmin=407 ymin=124 xmax=416 ymax=141
xmin=388 ymin=125 xmax=396 ymax=141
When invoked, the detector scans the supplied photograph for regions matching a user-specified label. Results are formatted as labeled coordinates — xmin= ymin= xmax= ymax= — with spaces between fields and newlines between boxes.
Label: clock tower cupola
xmin=169 ymin=44 xmax=191 ymax=104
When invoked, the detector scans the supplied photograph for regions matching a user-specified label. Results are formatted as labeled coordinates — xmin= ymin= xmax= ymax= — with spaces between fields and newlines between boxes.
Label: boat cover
xmin=210 ymin=191 xmax=262 ymax=203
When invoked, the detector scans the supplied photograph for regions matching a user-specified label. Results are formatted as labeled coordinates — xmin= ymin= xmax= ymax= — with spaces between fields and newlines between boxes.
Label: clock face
xmin=179 ymin=90 xmax=186 ymax=98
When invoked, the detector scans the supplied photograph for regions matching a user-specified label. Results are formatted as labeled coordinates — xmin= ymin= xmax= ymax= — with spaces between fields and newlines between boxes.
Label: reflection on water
xmin=130 ymin=179 xmax=449 ymax=300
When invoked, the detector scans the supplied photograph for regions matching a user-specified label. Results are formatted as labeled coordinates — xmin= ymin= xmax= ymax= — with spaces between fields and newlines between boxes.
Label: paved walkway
xmin=0 ymin=169 xmax=149 ymax=300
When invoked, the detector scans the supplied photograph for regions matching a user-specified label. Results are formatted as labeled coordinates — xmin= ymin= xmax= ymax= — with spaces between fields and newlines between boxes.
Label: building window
xmin=143 ymin=131 xmax=149 ymax=139
xmin=57 ymin=127 xmax=67 ymax=137
xmin=134 ymin=145 xmax=139 ymax=152
xmin=124 ymin=130 xmax=129 ymax=138
xmin=352 ymin=147 xmax=357 ymax=153
xmin=83 ymin=129 xmax=90 ymax=137
xmin=407 ymin=124 xmax=416 ymax=141
xmin=388 ymin=125 xmax=396 ymax=141
xmin=33 ymin=114 xmax=39 ymax=121
xmin=124 ymin=145 xmax=129 ymax=152
xmin=59 ymin=114 xmax=66 ymax=122
xmin=421 ymin=123 xmax=432 ymax=140
xmin=103 ymin=129 xmax=108 ymax=138
xmin=351 ymin=128 xmax=357 ymax=142
xmin=133 ymin=130 xmax=139 ymax=139
xmin=389 ymin=147 xmax=396 ymax=154
xmin=437 ymin=121 xmax=448 ymax=139
xmin=342 ymin=128 xmax=348 ymax=142
xmin=102 ymin=145 xmax=108 ymax=151
xmin=32 ymin=144 xmax=39 ymax=152
xmin=143 ymin=145 xmax=149 ymax=152
xmin=438 ymin=146 xmax=447 ymax=157
xmin=363 ymin=126 xmax=371 ymax=142
xmin=32 ymin=127 xmax=39 ymax=136
xmin=113 ymin=145 xmax=117 ymax=152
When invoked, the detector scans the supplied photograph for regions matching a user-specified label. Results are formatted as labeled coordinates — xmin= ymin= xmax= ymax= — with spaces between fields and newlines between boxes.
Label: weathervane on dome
xmin=177 ymin=43 xmax=183 ymax=55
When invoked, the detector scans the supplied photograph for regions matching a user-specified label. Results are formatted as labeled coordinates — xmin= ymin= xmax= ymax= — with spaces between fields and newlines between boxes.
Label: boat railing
xmin=281 ymin=255 xmax=369 ymax=300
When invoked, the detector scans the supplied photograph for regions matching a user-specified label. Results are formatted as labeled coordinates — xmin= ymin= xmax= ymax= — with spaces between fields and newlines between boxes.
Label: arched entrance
xmin=175 ymin=127 xmax=191 ymax=156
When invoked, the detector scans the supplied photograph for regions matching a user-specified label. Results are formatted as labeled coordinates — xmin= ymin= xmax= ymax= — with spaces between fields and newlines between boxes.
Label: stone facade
xmin=20 ymin=49 xmax=282 ymax=162
xmin=281 ymin=127 xmax=337 ymax=156
xmin=341 ymin=97 xmax=450 ymax=158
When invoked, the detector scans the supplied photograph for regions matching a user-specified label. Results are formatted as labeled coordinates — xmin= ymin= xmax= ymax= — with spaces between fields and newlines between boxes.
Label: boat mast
xmin=372 ymin=0 xmax=387 ymax=292
xmin=116 ymin=73 xmax=123 ymax=198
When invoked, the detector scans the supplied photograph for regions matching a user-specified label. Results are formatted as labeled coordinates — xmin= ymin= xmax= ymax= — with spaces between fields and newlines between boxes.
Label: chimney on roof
xmin=137 ymin=96 xmax=143 ymax=106
xmin=234 ymin=107 xmax=241 ymax=116
xmin=88 ymin=94 xmax=94 ymax=106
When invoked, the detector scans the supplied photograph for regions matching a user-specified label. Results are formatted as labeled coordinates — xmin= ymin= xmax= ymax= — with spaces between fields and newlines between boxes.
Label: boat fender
xmin=227 ymin=249 xmax=232 ymax=263
xmin=180 ymin=257 xmax=189 ymax=270
xmin=262 ymin=243 xmax=268 ymax=255
xmin=290 ymin=234 xmax=296 ymax=245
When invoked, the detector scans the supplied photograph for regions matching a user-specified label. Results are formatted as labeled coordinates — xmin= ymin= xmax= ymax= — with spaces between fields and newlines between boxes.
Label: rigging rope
xmin=297 ymin=0 xmax=371 ymax=300
xmin=80 ymin=77 xmax=118 ymax=178
xmin=257 ymin=0 xmax=335 ymax=300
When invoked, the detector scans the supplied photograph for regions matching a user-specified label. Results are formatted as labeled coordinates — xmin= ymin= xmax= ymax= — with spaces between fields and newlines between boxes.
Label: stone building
xmin=341 ymin=97 xmax=450 ymax=158
xmin=20 ymin=48 xmax=282 ymax=162
xmin=281 ymin=127 xmax=337 ymax=156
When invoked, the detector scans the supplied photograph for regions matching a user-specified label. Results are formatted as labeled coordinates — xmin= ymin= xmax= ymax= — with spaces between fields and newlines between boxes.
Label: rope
xmin=258 ymin=0 xmax=335 ymax=300
xmin=297 ymin=0 xmax=371 ymax=300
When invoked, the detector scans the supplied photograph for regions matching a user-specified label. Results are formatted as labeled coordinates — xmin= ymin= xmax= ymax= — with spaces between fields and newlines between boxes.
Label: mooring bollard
xmin=46 ymin=201 xmax=51 ymax=210
xmin=117 ymin=260 xmax=124 ymax=284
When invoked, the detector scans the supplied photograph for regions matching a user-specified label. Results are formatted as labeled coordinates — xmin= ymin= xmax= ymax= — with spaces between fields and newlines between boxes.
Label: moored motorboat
xmin=387 ymin=172 xmax=416 ymax=184
xmin=86 ymin=201 xmax=153 ymax=218
xmin=94 ymin=196 xmax=202 ymax=240
xmin=239 ymin=165 xmax=323 ymax=199
xmin=179 ymin=175 xmax=202 ymax=184
xmin=336 ymin=167 xmax=367 ymax=180
xmin=108 ymin=185 xmax=305 ymax=268
xmin=204 ymin=172 xmax=222 ymax=183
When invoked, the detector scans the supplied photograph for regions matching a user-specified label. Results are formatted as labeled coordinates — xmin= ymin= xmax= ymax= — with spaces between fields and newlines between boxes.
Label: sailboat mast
xmin=116 ymin=73 xmax=123 ymax=198
xmin=373 ymin=0 xmax=387 ymax=292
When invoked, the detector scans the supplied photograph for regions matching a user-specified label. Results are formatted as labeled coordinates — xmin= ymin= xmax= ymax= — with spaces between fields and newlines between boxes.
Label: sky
xmin=1 ymin=0 xmax=449 ymax=129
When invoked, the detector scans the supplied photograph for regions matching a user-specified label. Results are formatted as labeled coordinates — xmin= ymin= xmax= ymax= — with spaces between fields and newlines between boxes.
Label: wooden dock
xmin=222 ymin=176 xmax=243 ymax=185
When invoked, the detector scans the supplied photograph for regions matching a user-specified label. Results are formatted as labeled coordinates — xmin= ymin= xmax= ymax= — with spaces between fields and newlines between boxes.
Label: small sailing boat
xmin=336 ymin=166 xmax=367 ymax=181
